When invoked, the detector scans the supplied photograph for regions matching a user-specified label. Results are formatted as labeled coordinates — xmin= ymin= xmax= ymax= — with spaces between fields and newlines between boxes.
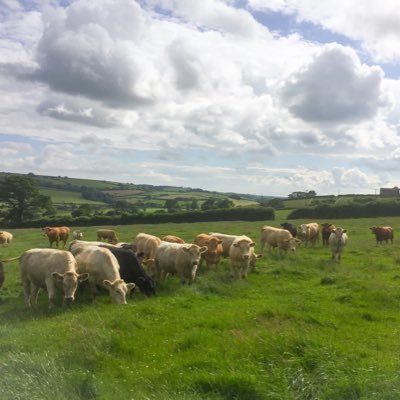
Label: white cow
xmin=19 ymin=248 xmax=88 ymax=309
xmin=229 ymin=236 xmax=256 ymax=280
xmin=209 ymin=232 xmax=262 ymax=271
xmin=155 ymin=242 xmax=207 ymax=284
xmin=74 ymin=246 xmax=135 ymax=304
xmin=260 ymin=226 xmax=300 ymax=254
xmin=329 ymin=227 xmax=348 ymax=263
xmin=297 ymin=223 xmax=320 ymax=247
xmin=72 ymin=230 xmax=83 ymax=240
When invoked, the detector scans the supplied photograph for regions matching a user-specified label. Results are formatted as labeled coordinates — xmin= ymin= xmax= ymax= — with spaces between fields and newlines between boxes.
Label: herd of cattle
xmin=0 ymin=222 xmax=395 ymax=309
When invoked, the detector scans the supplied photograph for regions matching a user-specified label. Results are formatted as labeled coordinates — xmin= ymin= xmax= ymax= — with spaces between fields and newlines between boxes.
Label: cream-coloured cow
xmin=155 ymin=242 xmax=207 ymax=284
xmin=297 ymin=223 xmax=320 ymax=247
xmin=19 ymin=248 xmax=88 ymax=309
xmin=329 ymin=227 xmax=348 ymax=263
xmin=0 ymin=231 xmax=13 ymax=246
xmin=132 ymin=233 xmax=162 ymax=276
xmin=260 ymin=226 xmax=300 ymax=254
xmin=229 ymin=236 xmax=256 ymax=280
xmin=209 ymin=232 xmax=262 ymax=272
xmin=74 ymin=246 xmax=135 ymax=304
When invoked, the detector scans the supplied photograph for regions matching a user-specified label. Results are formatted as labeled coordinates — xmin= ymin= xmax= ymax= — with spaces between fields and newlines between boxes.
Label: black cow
xmin=280 ymin=222 xmax=297 ymax=238
xmin=100 ymin=246 xmax=155 ymax=296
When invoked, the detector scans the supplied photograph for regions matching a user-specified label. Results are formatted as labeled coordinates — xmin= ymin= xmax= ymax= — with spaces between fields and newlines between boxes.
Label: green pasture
xmin=1 ymin=217 xmax=400 ymax=399
xmin=39 ymin=188 xmax=107 ymax=205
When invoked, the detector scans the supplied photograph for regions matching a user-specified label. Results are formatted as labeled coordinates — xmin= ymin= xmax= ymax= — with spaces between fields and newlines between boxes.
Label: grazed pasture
xmin=0 ymin=217 xmax=400 ymax=399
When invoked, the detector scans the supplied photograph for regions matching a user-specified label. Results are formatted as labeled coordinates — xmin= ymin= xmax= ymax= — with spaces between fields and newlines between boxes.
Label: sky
xmin=1 ymin=1 xmax=400 ymax=197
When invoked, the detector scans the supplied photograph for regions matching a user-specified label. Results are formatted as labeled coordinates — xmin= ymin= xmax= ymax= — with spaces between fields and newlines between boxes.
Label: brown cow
xmin=162 ymin=235 xmax=185 ymax=244
xmin=42 ymin=226 xmax=70 ymax=248
xmin=321 ymin=223 xmax=336 ymax=246
xmin=0 ymin=231 xmax=13 ymax=246
xmin=194 ymin=233 xmax=223 ymax=269
xmin=370 ymin=226 xmax=394 ymax=244
xmin=96 ymin=229 xmax=118 ymax=243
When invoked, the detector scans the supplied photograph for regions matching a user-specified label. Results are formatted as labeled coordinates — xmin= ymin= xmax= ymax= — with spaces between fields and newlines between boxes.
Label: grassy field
xmin=1 ymin=217 xmax=400 ymax=399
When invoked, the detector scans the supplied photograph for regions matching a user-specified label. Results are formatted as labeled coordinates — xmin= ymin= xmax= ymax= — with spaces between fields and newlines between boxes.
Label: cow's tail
xmin=0 ymin=256 xmax=21 ymax=263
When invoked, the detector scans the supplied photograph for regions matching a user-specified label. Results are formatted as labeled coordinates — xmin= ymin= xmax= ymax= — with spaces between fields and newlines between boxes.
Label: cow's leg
xmin=30 ymin=284 xmax=41 ymax=307
xmin=45 ymin=278 xmax=56 ymax=309
xmin=22 ymin=278 xmax=31 ymax=307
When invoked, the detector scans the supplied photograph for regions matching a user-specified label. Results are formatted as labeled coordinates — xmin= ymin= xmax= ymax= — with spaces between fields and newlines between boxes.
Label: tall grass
xmin=1 ymin=217 xmax=400 ymax=399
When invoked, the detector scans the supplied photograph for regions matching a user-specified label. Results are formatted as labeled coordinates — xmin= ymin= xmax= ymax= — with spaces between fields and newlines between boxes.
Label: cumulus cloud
xmin=279 ymin=44 xmax=386 ymax=123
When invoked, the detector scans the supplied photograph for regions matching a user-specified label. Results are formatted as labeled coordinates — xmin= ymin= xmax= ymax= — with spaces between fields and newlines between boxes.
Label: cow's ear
xmin=103 ymin=280 xmax=112 ymax=288
xmin=52 ymin=272 xmax=64 ymax=281
xmin=78 ymin=273 xmax=89 ymax=282
xmin=233 ymin=242 xmax=240 ymax=247
xmin=343 ymin=230 xmax=347 ymax=233
xmin=126 ymin=283 xmax=135 ymax=291
xmin=200 ymin=246 xmax=208 ymax=253
xmin=182 ymin=247 xmax=190 ymax=253
xmin=250 ymin=242 xmax=256 ymax=247
xmin=257 ymin=254 xmax=262 ymax=259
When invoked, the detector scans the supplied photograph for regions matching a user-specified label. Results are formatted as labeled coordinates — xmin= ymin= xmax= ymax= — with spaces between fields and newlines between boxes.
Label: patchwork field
xmin=0 ymin=217 xmax=399 ymax=399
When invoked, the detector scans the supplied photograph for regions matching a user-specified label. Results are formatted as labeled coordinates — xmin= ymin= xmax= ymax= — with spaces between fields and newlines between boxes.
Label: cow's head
xmin=103 ymin=279 xmax=135 ymax=304
xmin=182 ymin=244 xmax=207 ymax=266
xmin=233 ymin=239 xmax=256 ymax=259
xmin=52 ymin=271 xmax=89 ymax=306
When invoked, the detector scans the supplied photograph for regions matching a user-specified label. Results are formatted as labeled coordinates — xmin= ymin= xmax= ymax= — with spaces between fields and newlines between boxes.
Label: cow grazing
xmin=100 ymin=245 xmax=155 ymax=297
xmin=280 ymin=222 xmax=297 ymax=238
xmin=133 ymin=233 xmax=162 ymax=276
xmin=321 ymin=223 xmax=336 ymax=246
xmin=72 ymin=230 xmax=83 ymax=240
xmin=370 ymin=226 xmax=394 ymax=244
xmin=329 ymin=227 xmax=348 ymax=263
xmin=194 ymin=233 xmax=223 ymax=269
xmin=96 ymin=229 xmax=118 ymax=243
xmin=260 ymin=226 xmax=300 ymax=254
xmin=0 ymin=231 xmax=13 ymax=246
xmin=162 ymin=235 xmax=185 ymax=244
xmin=19 ymin=248 xmax=88 ymax=309
xmin=42 ymin=226 xmax=70 ymax=248
xmin=155 ymin=242 xmax=207 ymax=284
xmin=74 ymin=246 xmax=135 ymax=304
xmin=229 ymin=236 xmax=256 ymax=280
xmin=297 ymin=223 xmax=320 ymax=247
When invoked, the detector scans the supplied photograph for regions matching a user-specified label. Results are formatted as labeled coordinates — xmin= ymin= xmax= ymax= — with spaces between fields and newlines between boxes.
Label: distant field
xmin=39 ymin=188 xmax=106 ymax=205
xmin=1 ymin=217 xmax=400 ymax=399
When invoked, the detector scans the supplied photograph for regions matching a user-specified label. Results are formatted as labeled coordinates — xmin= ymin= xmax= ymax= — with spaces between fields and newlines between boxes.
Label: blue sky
xmin=1 ymin=0 xmax=400 ymax=196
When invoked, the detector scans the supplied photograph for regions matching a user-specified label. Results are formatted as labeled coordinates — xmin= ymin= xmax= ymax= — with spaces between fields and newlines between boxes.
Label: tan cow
xmin=133 ymin=233 xmax=162 ymax=276
xmin=229 ymin=236 xmax=256 ymax=280
xmin=329 ymin=227 xmax=348 ymax=263
xmin=162 ymin=235 xmax=185 ymax=244
xmin=260 ymin=226 xmax=300 ymax=254
xmin=74 ymin=246 xmax=135 ymax=304
xmin=72 ymin=230 xmax=83 ymax=240
xmin=42 ymin=226 xmax=70 ymax=248
xmin=370 ymin=226 xmax=394 ymax=244
xmin=209 ymin=232 xmax=262 ymax=271
xmin=19 ymin=248 xmax=88 ymax=309
xmin=0 ymin=231 xmax=13 ymax=246
xmin=297 ymin=223 xmax=320 ymax=247
xmin=155 ymin=242 xmax=207 ymax=284
xmin=96 ymin=229 xmax=118 ymax=243
xmin=194 ymin=233 xmax=223 ymax=269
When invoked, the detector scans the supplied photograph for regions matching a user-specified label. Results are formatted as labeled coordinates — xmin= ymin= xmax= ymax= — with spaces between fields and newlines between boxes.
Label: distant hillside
xmin=0 ymin=172 xmax=274 ymax=216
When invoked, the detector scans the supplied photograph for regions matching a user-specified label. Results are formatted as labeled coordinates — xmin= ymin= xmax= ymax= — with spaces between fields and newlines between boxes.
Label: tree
xmin=164 ymin=199 xmax=181 ymax=213
xmin=0 ymin=176 xmax=54 ymax=224
xmin=201 ymin=197 xmax=234 ymax=211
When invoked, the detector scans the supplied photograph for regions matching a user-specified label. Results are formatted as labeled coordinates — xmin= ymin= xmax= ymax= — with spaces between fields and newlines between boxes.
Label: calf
xmin=155 ymin=242 xmax=207 ymax=284
xmin=72 ymin=230 xmax=83 ymax=240
xmin=370 ymin=226 xmax=394 ymax=244
xmin=229 ymin=236 xmax=256 ymax=280
xmin=100 ymin=246 xmax=155 ymax=296
xmin=19 ymin=248 xmax=88 ymax=309
xmin=329 ymin=227 xmax=348 ymax=263
xmin=74 ymin=246 xmax=135 ymax=304
xmin=297 ymin=223 xmax=319 ymax=247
